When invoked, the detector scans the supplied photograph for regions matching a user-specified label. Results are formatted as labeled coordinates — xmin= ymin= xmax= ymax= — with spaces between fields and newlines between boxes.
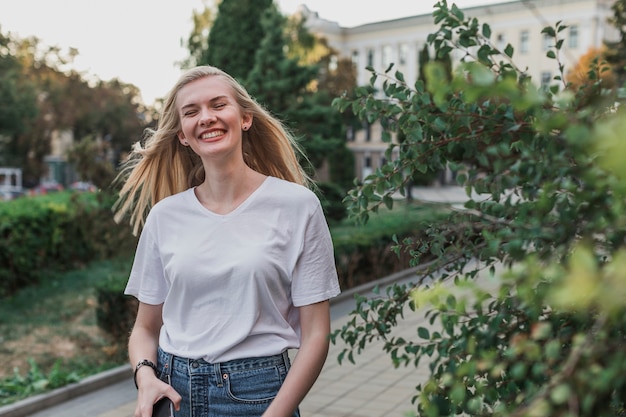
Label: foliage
xmin=178 ymin=0 xmax=216 ymax=69
xmin=67 ymin=135 xmax=116 ymax=189
xmin=565 ymin=46 xmax=617 ymax=104
xmin=0 ymin=28 xmax=147 ymax=186
xmin=330 ymin=1 xmax=626 ymax=416
xmin=0 ymin=191 xmax=137 ymax=296
xmin=604 ymin=0 xmax=626 ymax=87
xmin=95 ymin=274 xmax=138 ymax=340
xmin=0 ymin=359 xmax=81 ymax=406
xmin=0 ymin=31 xmax=38 ymax=143
xmin=315 ymin=181 xmax=348 ymax=224
xmin=202 ymin=0 xmax=273 ymax=81
xmin=0 ymin=256 xmax=134 ymax=406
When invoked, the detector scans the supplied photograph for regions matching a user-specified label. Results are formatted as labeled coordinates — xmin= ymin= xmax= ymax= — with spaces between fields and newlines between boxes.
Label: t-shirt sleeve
xmin=124 ymin=217 xmax=169 ymax=305
xmin=291 ymin=200 xmax=341 ymax=307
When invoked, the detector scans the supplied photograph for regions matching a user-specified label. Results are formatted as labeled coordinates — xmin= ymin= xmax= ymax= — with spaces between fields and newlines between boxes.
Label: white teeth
xmin=201 ymin=131 xmax=224 ymax=139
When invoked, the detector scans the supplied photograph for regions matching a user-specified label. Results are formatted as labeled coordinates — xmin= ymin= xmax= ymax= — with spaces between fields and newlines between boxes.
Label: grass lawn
xmin=0 ymin=257 xmax=133 ymax=405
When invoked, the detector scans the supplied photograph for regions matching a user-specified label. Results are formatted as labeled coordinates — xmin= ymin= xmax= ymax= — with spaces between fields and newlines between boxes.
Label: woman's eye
xmin=215 ymin=103 xmax=225 ymax=109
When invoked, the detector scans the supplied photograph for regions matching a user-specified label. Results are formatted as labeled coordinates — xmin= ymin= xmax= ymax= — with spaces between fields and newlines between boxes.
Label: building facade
xmin=299 ymin=0 xmax=618 ymax=182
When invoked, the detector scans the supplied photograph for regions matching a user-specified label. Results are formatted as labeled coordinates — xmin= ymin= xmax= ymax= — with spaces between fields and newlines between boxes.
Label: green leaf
xmin=418 ymin=326 xmax=430 ymax=339
xmin=482 ymin=23 xmax=491 ymax=38
xmin=550 ymin=384 xmax=572 ymax=405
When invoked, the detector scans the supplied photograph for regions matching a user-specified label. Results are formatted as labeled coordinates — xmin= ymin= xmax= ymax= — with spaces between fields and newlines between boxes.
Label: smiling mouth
xmin=200 ymin=130 xmax=225 ymax=140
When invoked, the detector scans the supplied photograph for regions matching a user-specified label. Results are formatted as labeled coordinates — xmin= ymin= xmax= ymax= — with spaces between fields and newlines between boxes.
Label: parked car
xmin=0 ymin=189 xmax=25 ymax=201
xmin=33 ymin=181 xmax=64 ymax=195
xmin=69 ymin=181 xmax=97 ymax=192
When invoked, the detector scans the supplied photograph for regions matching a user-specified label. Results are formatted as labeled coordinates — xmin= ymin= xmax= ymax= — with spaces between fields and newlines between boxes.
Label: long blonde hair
xmin=113 ymin=65 xmax=312 ymax=235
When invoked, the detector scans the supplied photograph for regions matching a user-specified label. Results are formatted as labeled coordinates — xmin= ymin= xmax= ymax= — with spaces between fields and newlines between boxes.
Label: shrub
xmin=95 ymin=273 xmax=138 ymax=341
xmin=0 ymin=191 xmax=137 ymax=297
xmin=330 ymin=2 xmax=626 ymax=416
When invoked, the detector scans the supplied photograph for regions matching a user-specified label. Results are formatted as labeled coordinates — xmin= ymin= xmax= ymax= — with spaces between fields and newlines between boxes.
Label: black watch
xmin=134 ymin=359 xmax=157 ymax=389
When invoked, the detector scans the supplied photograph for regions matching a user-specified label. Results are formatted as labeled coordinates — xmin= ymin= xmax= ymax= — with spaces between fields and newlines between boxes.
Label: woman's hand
xmin=129 ymin=302 xmax=182 ymax=416
xmin=134 ymin=373 xmax=181 ymax=417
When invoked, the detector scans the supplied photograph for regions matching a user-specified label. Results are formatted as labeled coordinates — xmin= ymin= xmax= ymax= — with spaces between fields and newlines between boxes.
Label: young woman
xmin=114 ymin=66 xmax=341 ymax=417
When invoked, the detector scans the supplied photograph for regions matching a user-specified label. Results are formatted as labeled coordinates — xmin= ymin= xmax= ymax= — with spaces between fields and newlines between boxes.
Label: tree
xmin=0 ymin=28 xmax=147 ymax=186
xmin=566 ymin=46 xmax=617 ymax=104
xmin=67 ymin=135 xmax=115 ymax=189
xmin=202 ymin=0 xmax=272 ymax=81
xmin=331 ymin=2 xmax=626 ymax=416
xmin=604 ymin=0 xmax=626 ymax=88
xmin=244 ymin=5 xmax=348 ymax=183
xmin=179 ymin=0 xmax=216 ymax=69
xmin=0 ymin=30 xmax=38 ymax=147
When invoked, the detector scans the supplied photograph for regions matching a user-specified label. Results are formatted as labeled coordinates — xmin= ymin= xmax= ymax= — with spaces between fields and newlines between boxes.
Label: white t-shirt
xmin=124 ymin=176 xmax=341 ymax=363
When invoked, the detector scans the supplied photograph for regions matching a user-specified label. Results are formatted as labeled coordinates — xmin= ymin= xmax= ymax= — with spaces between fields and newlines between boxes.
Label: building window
xmin=347 ymin=125 xmax=355 ymax=142
xmin=367 ymin=49 xmax=374 ymax=67
xmin=541 ymin=71 xmax=551 ymax=89
xmin=496 ymin=33 xmax=506 ymax=51
xmin=399 ymin=43 xmax=409 ymax=65
xmin=569 ymin=25 xmax=579 ymax=49
xmin=329 ymin=55 xmax=338 ymax=72
xmin=382 ymin=45 xmax=393 ymax=67
xmin=520 ymin=30 xmax=529 ymax=53
xmin=542 ymin=33 xmax=552 ymax=51
xmin=351 ymin=50 xmax=359 ymax=66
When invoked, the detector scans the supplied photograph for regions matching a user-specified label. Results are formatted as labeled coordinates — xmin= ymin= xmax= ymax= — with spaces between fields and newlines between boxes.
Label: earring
xmin=243 ymin=125 xmax=249 ymax=131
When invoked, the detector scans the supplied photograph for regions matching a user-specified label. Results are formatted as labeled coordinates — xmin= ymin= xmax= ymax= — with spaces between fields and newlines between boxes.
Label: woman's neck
xmin=195 ymin=165 xmax=266 ymax=215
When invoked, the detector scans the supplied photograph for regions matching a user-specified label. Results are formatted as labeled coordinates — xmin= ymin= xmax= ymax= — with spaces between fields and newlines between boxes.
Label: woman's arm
xmin=129 ymin=302 xmax=181 ymax=417
xmin=262 ymin=300 xmax=332 ymax=417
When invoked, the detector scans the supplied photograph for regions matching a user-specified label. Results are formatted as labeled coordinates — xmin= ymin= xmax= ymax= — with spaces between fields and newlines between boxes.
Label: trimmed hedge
xmin=0 ymin=191 xmax=137 ymax=297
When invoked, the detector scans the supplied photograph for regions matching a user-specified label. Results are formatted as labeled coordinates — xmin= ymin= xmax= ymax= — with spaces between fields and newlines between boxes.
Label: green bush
xmin=315 ymin=181 xmax=348 ymax=224
xmin=95 ymin=273 xmax=138 ymax=340
xmin=0 ymin=191 xmax=137 ymax=297
xmin=330 ymin=3 xmax=626 ymax=416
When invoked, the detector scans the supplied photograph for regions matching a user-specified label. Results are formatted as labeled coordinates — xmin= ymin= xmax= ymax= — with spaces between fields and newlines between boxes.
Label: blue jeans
xmin=157 ymin=347 xmax=300 ymax=417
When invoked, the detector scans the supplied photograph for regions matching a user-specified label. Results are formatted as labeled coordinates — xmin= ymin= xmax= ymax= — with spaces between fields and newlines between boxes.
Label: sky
xmin=0 ymin=0 xmax=501 ymax=104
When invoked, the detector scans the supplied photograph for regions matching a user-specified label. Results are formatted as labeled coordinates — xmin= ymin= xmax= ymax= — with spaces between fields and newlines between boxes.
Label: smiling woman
xmin=112 ymin=65 xmax=341 ymax=417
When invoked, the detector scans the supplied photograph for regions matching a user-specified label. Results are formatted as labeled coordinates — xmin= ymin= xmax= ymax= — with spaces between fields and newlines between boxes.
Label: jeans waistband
xmin=158 ymin=347 xmax=290 ymax=377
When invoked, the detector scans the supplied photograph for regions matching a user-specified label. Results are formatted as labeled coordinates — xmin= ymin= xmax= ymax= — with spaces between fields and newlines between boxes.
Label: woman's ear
xmin=242 ymin=114 xmax=253 ymax=131
xmin=177 ymin=131 xmax=189 ymax=146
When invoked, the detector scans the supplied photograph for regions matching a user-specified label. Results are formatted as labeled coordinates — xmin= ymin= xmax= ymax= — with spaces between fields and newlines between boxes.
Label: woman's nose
xmin=199 ymin=108 xmax=217 ymax=125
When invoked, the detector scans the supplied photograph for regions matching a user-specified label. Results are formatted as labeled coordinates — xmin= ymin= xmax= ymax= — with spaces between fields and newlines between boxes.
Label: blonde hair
xmin=113 ymin=65 xmax=312 ymax=235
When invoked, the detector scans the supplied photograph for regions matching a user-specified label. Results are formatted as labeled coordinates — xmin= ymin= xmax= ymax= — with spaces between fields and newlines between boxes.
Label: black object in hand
xmin=152 ymin=396 xmax=174 ymax=417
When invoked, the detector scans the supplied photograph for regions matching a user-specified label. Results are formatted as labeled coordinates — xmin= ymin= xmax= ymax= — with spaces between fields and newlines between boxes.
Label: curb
xmin=0 ymin=266 xmax=425 ymax=417
xmin=0 ymin=365 xmax=131 ymax=417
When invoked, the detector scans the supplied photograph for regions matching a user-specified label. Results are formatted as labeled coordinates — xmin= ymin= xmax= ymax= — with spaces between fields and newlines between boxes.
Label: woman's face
xmin=176 ymin=76 xmax=252 ymax=160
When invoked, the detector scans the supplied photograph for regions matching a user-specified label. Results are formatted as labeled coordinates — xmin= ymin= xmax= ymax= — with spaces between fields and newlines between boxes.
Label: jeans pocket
xmin=224 ymin=366 xmax=285 ymax=404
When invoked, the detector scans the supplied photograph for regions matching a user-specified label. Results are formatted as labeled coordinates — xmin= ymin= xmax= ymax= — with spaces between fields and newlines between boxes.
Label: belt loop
xmin=214 ymin=362 xmax=224 ymax=387
xmin=282 ymin=350 xmax=291 ymax=371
